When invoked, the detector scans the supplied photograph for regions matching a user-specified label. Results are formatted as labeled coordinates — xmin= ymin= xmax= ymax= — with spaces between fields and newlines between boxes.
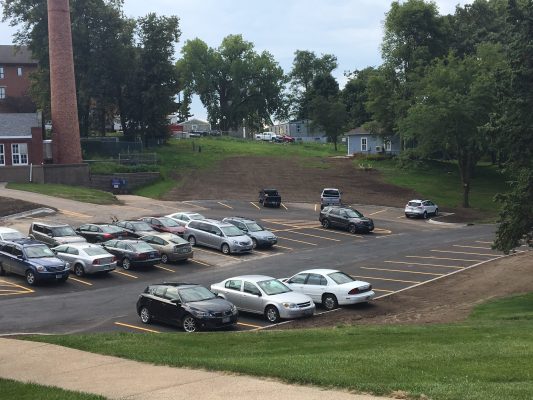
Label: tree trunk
xmin=462 ymin=182 xmax=470 ymax=208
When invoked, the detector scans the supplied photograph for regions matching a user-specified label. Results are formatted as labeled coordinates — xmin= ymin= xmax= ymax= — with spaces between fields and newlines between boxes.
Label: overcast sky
xmin=0 ymin=0 xmax=469 ymax=121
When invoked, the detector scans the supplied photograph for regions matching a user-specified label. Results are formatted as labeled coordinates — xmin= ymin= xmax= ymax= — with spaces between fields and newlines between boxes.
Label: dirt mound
xmin=0 ymin=197 xmax=45 ymax=218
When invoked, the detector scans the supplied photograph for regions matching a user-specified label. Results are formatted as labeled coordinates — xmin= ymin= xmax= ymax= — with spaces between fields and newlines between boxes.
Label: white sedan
xmin=283 ymin=269 xmax=375 ymax=310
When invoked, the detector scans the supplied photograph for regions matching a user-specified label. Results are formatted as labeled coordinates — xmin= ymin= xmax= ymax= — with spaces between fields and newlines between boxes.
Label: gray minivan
xmin=184 ymin=219 xmax=253 ymax=255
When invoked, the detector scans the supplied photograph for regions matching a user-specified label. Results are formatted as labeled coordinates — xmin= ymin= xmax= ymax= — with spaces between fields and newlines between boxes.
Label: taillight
xmin=102 ymin=233 xmax=113 ymax=239
xmin=348 ymin=288 xmax=360 ymax=295
xmin=93 ymin=259 xmax=100 ymax=265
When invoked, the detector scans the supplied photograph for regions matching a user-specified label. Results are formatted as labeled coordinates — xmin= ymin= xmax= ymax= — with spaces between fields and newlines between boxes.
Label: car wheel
xmin=188 ymin=236 xmax=196 ymax=246
xmin=0 ymin=262 xmax=5 ymax=276
xmin=251 ymin=238 xmax=258 ymax=249
xmin=348 ymin=224 xmax=357 ymax=234
xmin=182 ymin=315 xmax=198 ymax=332
xmin=264 ymin=305 xmax=280 ymax=323
xmin=25 ymin=270 xmax=36 ymax=286
xmin=221 ymin=243 xmax=231 ymax=255
xmin=161 ymin=254 xmax=169 ymax=264
xmin=434 ymin=208 xmax=439 ymax=216
xmin=322 ymin=294 xmax=338 ymax=311
xmin=140 ymin=306 xmax=151 ymax=324
xmin=74 ymin=264 xmax=85 ymax=277
xmin=423 ymin=211 xmax=428 ymax=219
xmin=322 ymin=219 xmax=330 ymax=229
xmin=122 ymin=257 xmax=131 ymax=270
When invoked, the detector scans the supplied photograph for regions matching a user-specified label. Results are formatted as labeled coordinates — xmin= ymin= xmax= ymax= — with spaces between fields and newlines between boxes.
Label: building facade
xmin=345 ymin=127 xmax=401 ymax=156
xmin=269 ymin=120 xmax=327 ymax=143
xmin=0 ymin=45 xmax=38 ymax=113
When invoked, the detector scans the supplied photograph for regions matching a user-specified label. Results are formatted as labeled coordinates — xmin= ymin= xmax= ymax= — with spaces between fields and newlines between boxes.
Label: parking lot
xmin=0 ymin=197 xmax=506 ymax=335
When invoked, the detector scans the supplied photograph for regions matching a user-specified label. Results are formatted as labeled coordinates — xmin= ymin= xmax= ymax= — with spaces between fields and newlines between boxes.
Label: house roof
xmin=0 ymin=45 xmax=37 ymax=65
xmin=0 ymin=113 xmax=41 ymax=137
xmin=345 ymin=127 xmax=371 ymax=136
xmin=178 ymin=118 xmax=209 ymax=126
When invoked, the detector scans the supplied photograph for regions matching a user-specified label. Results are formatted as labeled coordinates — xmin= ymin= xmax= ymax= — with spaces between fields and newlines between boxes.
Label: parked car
xmin=404 ymin=199 xmax=439 ymax=219
xmin=258 ymin=189 xmax=281 ymax=208
xmin=0 ymin=239 xmax=70 ymax=285
xmin=320 ymin=188 xmax=342 ymax=209
xmin=139 ymin=216 xmax=186 ymax=236
xmin=29 ymin=222 xmax=87 ymax=247
xmin=139 ymin=233 xmax=193 ymax=263
xmin=283 ymin=269 xmax=375 ymax=310
xmin=75 ymin=223 xmax=126 ymax=243
xmin=211 ymin=275 xmax=315 ymax=323
xmin=273 ymin=134 xmax=295 ymax=143
xmin=52 ymin=243 xmax=117 ymax=277
xmin=184 ymin=219 xmax=253 ymax=255
xmin=165 ymin=212 xmax=206 ymax=227
xmin=319 ymin=206 xmax=374 ymax=233
xmin=222 ymin=216 xmax=277 ymax=248
xmin=136 ymin=282 xmax=238 ymax=332
xmin=112 ymin=220 xmax=157 ymax=238
xmin=0 ymin=227 xmax=26 ymax=241
xmin=101 ymin=239 xmax=160 ymax=270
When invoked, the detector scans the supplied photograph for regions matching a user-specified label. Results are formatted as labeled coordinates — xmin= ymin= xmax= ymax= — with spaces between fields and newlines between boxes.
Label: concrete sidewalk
xmin=0 ymin=338 xmax=388 ymax=400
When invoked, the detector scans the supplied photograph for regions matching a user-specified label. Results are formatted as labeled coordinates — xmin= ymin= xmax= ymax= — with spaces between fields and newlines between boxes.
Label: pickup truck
xmin=255 ymin=132 xmax=280 ymax=142
xmin=320 ymin=188 xmax=342 ymax=210
xmin=259 ymin=189 xmax=282 ymax=208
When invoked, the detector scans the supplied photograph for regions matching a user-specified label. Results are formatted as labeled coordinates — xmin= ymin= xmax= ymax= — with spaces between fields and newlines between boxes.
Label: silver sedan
xmin=210 ymin=275 xmax=315 ymax=323
xmin=52 ymin=243 xmax=116 ymax=276
xmin=139 ymin=232 xmax=193 ymax=263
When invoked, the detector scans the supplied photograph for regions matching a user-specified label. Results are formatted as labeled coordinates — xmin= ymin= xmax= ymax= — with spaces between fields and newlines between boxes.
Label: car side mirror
xmin=171 ymin=299 xmax=181 ymax=305
xmin=254 ymin=292 xmax=262 ymax=297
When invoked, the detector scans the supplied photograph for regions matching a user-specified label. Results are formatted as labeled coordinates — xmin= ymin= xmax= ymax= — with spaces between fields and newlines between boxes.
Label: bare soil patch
xmin=0 ymin=197 xmax=45 ymax=218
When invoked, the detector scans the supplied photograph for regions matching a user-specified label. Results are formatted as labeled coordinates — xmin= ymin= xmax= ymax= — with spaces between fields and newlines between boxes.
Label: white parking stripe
xmin=430 ymin=249 xmax=498 ymax=257
xmin=385 ymin=260 xmax=463 ymax=269
xmin=406 ymin=255 xmax=484 ymax=262
xmin=361 ymin=267 xmax=444 ymax=276
xmin=453 ymin=245 xmax=493 ymax=250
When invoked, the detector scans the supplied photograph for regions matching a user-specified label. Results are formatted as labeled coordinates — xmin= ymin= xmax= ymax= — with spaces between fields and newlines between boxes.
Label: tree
xmin=178 ymin=35 xmax=286 ymax=132
xmin=341 ymin=67 xmax=375 ymax=129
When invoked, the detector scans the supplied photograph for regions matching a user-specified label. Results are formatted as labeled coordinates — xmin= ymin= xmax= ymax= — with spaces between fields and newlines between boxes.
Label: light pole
xmin=242 ymin=118 xmax=246 ymax=139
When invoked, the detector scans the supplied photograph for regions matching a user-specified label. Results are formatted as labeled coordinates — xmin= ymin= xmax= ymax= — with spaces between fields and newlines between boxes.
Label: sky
xmin=0 ymin=0 xmax=470 ymax=121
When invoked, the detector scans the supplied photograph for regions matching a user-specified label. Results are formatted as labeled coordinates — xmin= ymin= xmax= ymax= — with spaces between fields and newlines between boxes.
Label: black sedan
xmin=112 ymin=220 xmax=158 ymax=238
xmin=136 ymin=283 xmax=238 ymax=332
xmin=76 ymin=223 xmax=127 ymax=243
xmin=101 ymin=239 xmax=160 ymax=270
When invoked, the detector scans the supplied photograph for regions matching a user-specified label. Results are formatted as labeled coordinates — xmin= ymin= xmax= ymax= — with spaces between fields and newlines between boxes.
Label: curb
xmin=0 ymin=207 xmax=56 ymax=221
xmin=426 ymin=217 xmax=468 ymax=227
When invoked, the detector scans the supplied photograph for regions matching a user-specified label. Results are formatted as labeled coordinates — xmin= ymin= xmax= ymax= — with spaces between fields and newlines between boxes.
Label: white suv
xmin=404 ymin=199 xmax=439 ymax=219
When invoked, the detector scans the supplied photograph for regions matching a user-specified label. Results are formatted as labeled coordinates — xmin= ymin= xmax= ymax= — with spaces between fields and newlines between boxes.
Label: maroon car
xmin=140 ymin=217 xmax=186 ymax=236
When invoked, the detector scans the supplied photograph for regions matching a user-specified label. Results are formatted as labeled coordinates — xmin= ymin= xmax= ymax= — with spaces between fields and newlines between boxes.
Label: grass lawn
xmin=0 ymin=378 xmax=105 ymax=400
xmin=28 ymin=293 xmax=533 ymax=400
xmin=6 ymin=183 xmax=120 ymax=205
xmin=369 ymin=159 xmax=508 ymax=218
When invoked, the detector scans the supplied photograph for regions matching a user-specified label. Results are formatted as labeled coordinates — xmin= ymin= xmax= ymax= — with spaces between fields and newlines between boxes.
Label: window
xmin=361 ymin=137 xmax=368 ymax=152
xmin=17 ymin=67 xmax=22 ymax=76
xmin=0 ymin=144 xmax=4 ymax=166
xmin=243 ymin=282 xmax=261 ymax=296
xmin=0 ymin=87 xmax=5 ymax=99
xmin=385 ymin=140 xmax=392 ymax=151
xmin=12 ymin=144 xmax=28 ymax=165
xmin=225 ymin=280 xmax=242 ymax=291
xmin=306 ymin=274 xmax=327 ymax=286
xmin=288 ymin=274 xmax=307 ymax=284
xmin=0 ymin=66 xmax=4 ymax=79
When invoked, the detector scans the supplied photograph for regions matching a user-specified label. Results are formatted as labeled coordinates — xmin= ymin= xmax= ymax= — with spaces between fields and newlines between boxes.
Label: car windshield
xmin=101 ymin=225 xmax=123 ymax=233
xmin=323 ymin=190 xmax=340 ymax=197
xmin=159 ymin=217 xmax=180 ymax=227
xmin=246 ymin=223 xmax=264 ymax=232
xmin=189 ymin=213 xmax=205 ymax=220
xmin=25 ymin=245 xmax=55 ymax=258
xmin=257 ymin=279 xmax=291 ymax=295
xmin=264 ymin=190 xmax=278 ymax=196
xmin=130 ymin=242 xmax=154 ymax=252
xmin=328 ymin=272 xmax=355 ymax=285
xmin=84 ymin=247 xmax=109 ymax=256
xmin=408 ymin=201 xmax=422 ymax=207
xmin=51 ymin=226 xmax=76 ymax=236
xmin=179 ymin=286 xmax=216 ymax=302
xmin=2 ymin=232 xmax=25 ymax=240
xmin=344 ymin=209 xmax=363 ymax=218
xmin=220 ymin=225 xmax=244 ymax=237
xmin=131 ymin=222 xmax=152 ymax=231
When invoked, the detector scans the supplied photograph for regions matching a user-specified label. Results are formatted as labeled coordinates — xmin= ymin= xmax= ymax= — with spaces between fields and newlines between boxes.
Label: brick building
xmin=0 ymin=113 xmax=44 ymax=168
xmin=0 ymin=45 xmax=38 ymax=113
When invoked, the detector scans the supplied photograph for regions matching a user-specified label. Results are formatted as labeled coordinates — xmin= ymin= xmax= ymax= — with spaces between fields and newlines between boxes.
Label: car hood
xmin=187 ymin=298 xmax=234 ymax=313
xmin=270 ymin=291 xmax=312 ymax=304
xmin=55 ymin=236 xmax=87 ymax=244
xmin=348 ymin=217 xmax=373 ymax=224
xmin=250 ymin=230 xmax=276 ymax=239
xmin=227 ymin=235 xmax=253 ymax=243
xmin=30 ymin=257 xmax=65 ymax=267
xmin=164 ymin=226 xmax=186 ymax=233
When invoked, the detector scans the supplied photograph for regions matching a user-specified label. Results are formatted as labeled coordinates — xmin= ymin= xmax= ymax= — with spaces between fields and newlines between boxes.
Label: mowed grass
xmin=7 ymin=183 xmax=120 ymax=205
xmin=29 ymin=293 xmax=533 ymax=400
xmin=0 ymin=378 xmax=105 ymax=400
xmin=371 ymin=159 xmax=508 ymax=217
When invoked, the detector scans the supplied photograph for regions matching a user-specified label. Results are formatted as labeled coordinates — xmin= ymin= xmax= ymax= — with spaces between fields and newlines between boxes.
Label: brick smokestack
xmin=47 ymin=0 xmax=82 ymax=164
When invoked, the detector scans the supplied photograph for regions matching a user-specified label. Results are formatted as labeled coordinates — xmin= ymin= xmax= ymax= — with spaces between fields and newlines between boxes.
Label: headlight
xmin=282 ymin=302 xmax=298 ymax=309
xmin=231 ymin=305 xmax=238 ymax=314
xmin=65 ymin=262 xmax=70 ymax=268
xmin=192 ymin=310 xmax=210 ymax=318
xmin=36 ymin=265 xmax=46 ymax=272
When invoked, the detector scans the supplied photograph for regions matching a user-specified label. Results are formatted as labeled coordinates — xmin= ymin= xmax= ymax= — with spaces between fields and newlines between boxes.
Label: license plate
xmin=55 ymin=274 xmax=63 ymax=279
xmin=222 ymin=317 xmax=230 ymax=323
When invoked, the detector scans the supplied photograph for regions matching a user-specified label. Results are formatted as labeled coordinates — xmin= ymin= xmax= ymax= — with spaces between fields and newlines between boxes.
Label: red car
xmin=140 ymin=217 xmax=186 ymax=236
xmin=281 ymin=134 xmax=295 ymax=143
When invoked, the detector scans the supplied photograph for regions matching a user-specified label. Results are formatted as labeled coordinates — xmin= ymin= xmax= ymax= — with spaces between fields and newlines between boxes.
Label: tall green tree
xmin=341 ymin=67 xmax=375 ymax=129
xmin=178 ymin=35 xmax=286 ymax=132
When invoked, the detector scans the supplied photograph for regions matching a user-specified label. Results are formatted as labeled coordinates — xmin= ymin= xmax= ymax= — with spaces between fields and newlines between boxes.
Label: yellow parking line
xmin=274 ymin=244 xmax=293 ymax=251
xmin=351 ymin=275 xmax=421 ymax=284
xmin=287 ymin=230 xmax=341 ymax=242
xmin=453 ymin=245 xmax=493 ymax=250
xmin=192 ymin=247 xmax=240 ymax=260
xmin=314 ymin=204 xmax=317 ymax=212
xmin=0 ymin=279 xmax=34 ymax=293
xmin=58 ymin=209 xmax=92 ymax=219
xmin=112 ymin=270 xmax=138 ymax=279
xmin=385 ymin=260 xmax=463 ymax=269
xmin=373 ymin=228 xmax=392 ymax=234
xmin=431 ymin=249 xmax=497 ymax=257
xmin=217 ymin=201 xmax=233 ymax=209
xmin=250 ymin=202 xmax=260 ymax=210
xmin=69 ymin=277 xmax=93 ymax=286
xmin=252 ymin=249 xmax=269 ymax=256
xmin=281 ymin=203 xmax=288 ymax=210
xmin=308 ymin=227 xmax=363 ymax=238
xmin=114 ymin=322 xmax=160 ymax=333
xmin=190 ymin=259 xmax=213 ymax=267
xmin=237 ymin=322 xmax=264 ymax=329
xmin=406 ymin=255 xmax=484 ymax=262
xmin=361 ymin=267 xmax=444 ymax=276
xmin=368 ymin=209 xmax=388 ymax=216
xmin=154 ymin=265 xmax=175 ymax=272
xmin=277 ymin=236 xmax=317 ymax=246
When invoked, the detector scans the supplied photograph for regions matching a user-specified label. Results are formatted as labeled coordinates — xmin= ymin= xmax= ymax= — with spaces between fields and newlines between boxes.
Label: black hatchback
xmin=136 ymin=283 xmax=238 ymax=332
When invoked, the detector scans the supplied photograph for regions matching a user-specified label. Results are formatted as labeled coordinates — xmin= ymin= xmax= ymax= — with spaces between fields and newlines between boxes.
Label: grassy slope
xmin=6 ymin=183 xmax=120 ymax=205
xmin=29 ymin=293 xmax=533 ymax=400
xmin=0 ymin=378 xmax=105 ymax=400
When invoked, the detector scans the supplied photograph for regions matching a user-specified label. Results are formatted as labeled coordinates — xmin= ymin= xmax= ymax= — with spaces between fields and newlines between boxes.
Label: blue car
xmin=0 ymin=239 xmax=70 ymax=286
